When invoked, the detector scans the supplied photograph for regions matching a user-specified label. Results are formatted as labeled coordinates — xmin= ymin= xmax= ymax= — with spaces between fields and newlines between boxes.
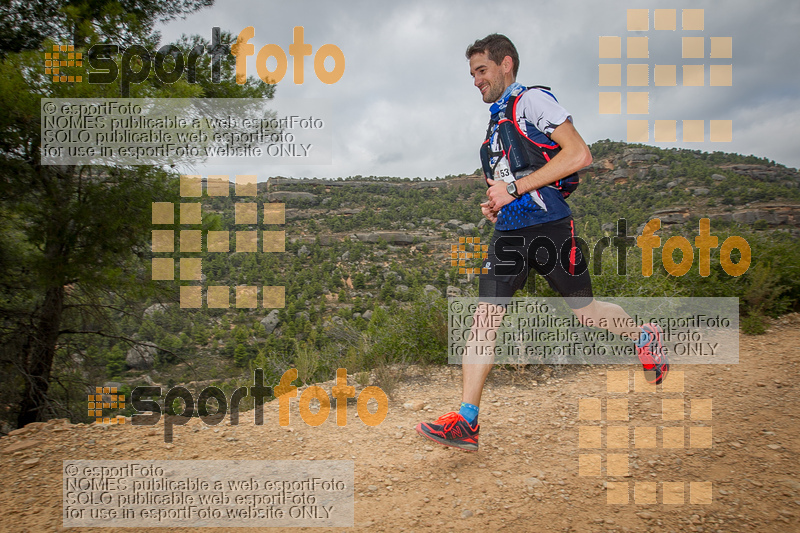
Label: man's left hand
xmin=485 ymin=177 xmax=514 ymax=212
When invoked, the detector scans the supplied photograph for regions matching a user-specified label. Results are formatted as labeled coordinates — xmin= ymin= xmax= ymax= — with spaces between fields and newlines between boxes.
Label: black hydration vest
xmin=479 ymin=86 xmax=579 ymax=198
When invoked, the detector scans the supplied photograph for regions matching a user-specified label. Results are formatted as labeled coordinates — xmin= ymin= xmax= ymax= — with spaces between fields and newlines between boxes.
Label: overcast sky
xmin=157 ymin=0 xmax=800 ymax=179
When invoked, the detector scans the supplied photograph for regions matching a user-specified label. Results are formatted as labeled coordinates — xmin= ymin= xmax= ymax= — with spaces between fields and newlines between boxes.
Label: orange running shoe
xmin=416 ymin=412 xmax=479 ymax=451
xmin=637 ymin=323 xmax=669 ymax=384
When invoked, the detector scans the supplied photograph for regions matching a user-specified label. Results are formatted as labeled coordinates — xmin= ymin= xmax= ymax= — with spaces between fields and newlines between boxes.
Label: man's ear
xmin=501 ymin=55 xmax=514 ymax=75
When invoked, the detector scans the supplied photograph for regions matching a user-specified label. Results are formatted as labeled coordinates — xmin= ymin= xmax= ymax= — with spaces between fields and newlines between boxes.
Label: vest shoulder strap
xmin=488 ymin=85 xmax=554 ymax=130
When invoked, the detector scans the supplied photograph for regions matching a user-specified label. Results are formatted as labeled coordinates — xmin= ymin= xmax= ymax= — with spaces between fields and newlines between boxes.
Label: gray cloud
xmin=159 ymin=0 xmax=800 ymax=179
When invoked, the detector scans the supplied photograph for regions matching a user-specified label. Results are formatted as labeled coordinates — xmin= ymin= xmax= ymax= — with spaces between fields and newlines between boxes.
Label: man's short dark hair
xmin=466 ymin=34 xmax=519 ymax=78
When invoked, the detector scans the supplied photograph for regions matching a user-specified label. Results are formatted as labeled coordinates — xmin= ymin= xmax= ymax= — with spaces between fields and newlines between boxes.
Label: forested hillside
xmin=2 ymin=141 xmax=799 ymax=432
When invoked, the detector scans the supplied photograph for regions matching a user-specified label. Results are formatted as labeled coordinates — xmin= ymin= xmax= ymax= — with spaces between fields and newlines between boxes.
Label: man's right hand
xmin=480 ymin=201 xmax=497 ymax=223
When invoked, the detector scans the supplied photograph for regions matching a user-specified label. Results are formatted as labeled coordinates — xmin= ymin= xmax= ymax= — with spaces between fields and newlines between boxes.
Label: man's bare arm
xmin=484 ymin=120 xmax=592 ymax=211
xmin=513 ymin=119 xmax=592 ymax=194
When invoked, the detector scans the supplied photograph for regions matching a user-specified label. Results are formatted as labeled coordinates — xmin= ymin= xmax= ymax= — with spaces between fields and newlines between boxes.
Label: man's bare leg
xmin=464 ymin=298 xmax=645 ymax=406
xmin=570 ymin=298 xmax=641 ymax=340
xmin=463 ymin=298 xmax=640 ymax=406
xmin=418 ymin=296 xmax=667 ymax=451
xmin=571 ymin=298 xmax=669 ymax=384
xmin=462 ymin=302 xmax=506 ymax=406
xmin=415 ymin=302 xmax=500 ymax=450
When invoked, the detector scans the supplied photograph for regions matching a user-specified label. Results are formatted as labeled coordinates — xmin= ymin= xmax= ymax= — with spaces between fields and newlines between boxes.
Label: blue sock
xmin=636 ymin=330 xmax=651 ymax=348
xmin=459 ymin=402 xmax=479 ymax=426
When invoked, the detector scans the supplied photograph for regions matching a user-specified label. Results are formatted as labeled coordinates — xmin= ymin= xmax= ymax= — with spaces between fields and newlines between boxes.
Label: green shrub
xmin=104 ymin=345 xmax=126 ymax=379
xmin=740 ymin=312 xmax=766 ymax=335
xmin=365 ymin=293 xmax=448 ymax=366
xmin=294 ymin=341 xmax=320 ymax=385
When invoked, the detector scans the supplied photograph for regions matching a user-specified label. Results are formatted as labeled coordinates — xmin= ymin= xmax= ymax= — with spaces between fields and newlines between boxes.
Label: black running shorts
xmin=478 ymin=216 xmax=593 ymax=309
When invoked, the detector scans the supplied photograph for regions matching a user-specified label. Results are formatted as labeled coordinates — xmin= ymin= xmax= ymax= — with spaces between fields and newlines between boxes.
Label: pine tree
xmin=0 ymin=1 xmax=274 ymax=426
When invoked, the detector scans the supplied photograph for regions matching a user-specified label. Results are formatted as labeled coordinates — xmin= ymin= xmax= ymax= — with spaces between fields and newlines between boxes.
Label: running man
xmin=416 ymin=34 xmax=669 ymax=451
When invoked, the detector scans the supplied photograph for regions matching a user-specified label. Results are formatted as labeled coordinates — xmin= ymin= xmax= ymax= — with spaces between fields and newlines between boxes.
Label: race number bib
xmin=494 ymin=157 xmax=514 ymax=183
xmin=496 ymin=156 xmax=548 ymax=212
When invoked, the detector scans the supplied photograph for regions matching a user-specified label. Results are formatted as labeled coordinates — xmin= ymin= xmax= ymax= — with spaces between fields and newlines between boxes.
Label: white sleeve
xmin=516 ymin=89 xmax=572 ymax=138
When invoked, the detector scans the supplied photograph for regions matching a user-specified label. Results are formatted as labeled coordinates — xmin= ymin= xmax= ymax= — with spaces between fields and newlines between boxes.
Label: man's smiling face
xmin=469 ymin=52 xmax=512 ymax=104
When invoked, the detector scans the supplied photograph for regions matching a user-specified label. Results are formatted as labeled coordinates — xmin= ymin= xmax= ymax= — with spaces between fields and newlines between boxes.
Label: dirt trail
xmin=1 ymin=316 xmax=799 ymax=533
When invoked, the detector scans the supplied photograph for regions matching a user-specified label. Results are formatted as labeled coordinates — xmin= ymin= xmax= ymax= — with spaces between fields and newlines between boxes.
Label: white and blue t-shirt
xmin=487 ymin=84 xmax=574 ymax=230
